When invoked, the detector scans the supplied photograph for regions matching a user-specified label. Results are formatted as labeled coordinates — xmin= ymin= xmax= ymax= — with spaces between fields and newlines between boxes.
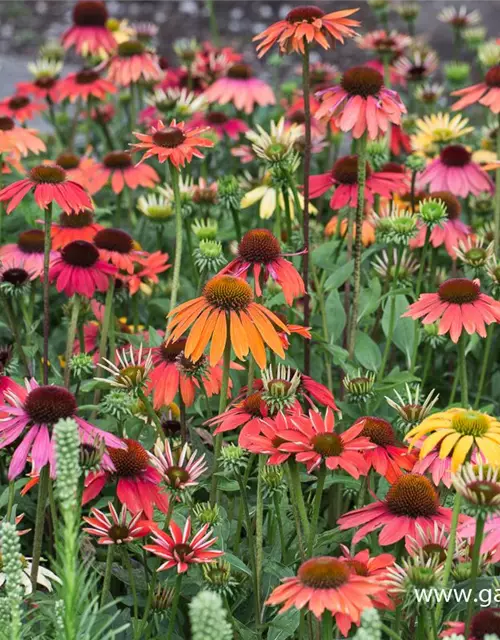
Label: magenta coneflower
xmin=0 ymin=229 xmax=56 ymax=279
xmin=92 ymin=151 xmax=159 ymax=194
xmin=0 ymin=378 xmax=123 ymax=479
xmin=207 ymin=390 xmax=269 ymax=436
xmin=0 ymin=94 xmax=45 ymax=124
xmin=357 ymin=29 xmax=411 ymax=58
xmin=203 ymin=63 xmax=275 ymax=115
xmin=49 ymin=240 xmax=117 ymax=298
xmin=419 ymin=145 xmax=494 ymax=197
xmin=83 ymin=502 xmax=150 ymax=545
xmin=107 ymin=40 xmax=162 ymax=87
xmin=57 ymin=69 xmax=117 ymax=103
xmin=316 ymin=66 xmax=406 ymax=139
xmin=310 ymin=155 xmax=407 ymax=210
xmin=0 ymin=165 xmax=93 ymax=214
xmin=94 ymin=228 xmax=141 ymax=274
xmin=62 ymin=0 xmax=116 ymax=56
xmin=452 ymin=65 xmax=500 ymax=114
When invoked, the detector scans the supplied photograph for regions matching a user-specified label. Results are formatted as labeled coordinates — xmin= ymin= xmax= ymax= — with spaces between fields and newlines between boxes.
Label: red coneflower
xmin=203 ymin=63 xmax=276 ymax=115
xmin=0 ymin=229 xmax=56 ymax=279
xmin=452 ymin=65 xmax=500 ymax=114
xmin=403 ymin=278 xmax=500 ymax=343
xmin=57 ymin=69 xmax=117 ymax=103
xmin=107 ymin=40 xmax=162 ymax=86
xmin=131 ymin=119 xmax=213 ymax=168
xmin=94 ymin=228 xmax=141 ymax=274
xmin=124 ymin=251 xmax=170 ymax=296
xmin=92 ymin=150 xmax=159 ymax=194
xmin=0 ymin=94 xmax=45 ymax=124
xmin=238 ymin=411 xmax=292 ymax=464
xmin=145 ymin=517 xmax=223 ymax=574
xmin=53 ymin=151 xmax=102 ymax=196
xmin=310 ymin=154 xmax=407 ymax=210
xmin=219 ymin=229 xmax=305 ymax=305
xmin=0 ymin=116 xmax=45 ymax=157
xmin=316 ymin=66 xmax=407 ymax=139
xmin=253 ymin=6 xmax=359 ymax=57
xmin=206 ymin=390 xmax=269 ymax=436
xmin=83 ymin=502 xmax=151 ymax=545
xmin=47 ymin=209 xmax=103 ymax=249
xmin=49 ymin=240 xmax=117 ymax=298
xmin=190 ymin=110 xmax=249 ymax=140
xmin=0 ymin=164 xmax=93 ymax=214
xmin=62 ymin=0 xmax=116 ymax=56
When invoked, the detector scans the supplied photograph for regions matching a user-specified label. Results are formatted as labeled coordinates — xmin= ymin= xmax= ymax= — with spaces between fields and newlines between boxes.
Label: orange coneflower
xmin=53 ymin=151 xmax=102 ymax=196
xmin=0 ymin=117 xmax=45 ymax=157
xmin=166 ymin=275 xmax=289 ymax=368
xmin=253 ymin=6 xmax=360 ymax=58
xmin=107 ymin=40 xmax=162 ymax=87
xmin=57 ymin=69 xmax=117 ymax=103
xmin=92 ymin=150 xmax=159 ymax=194
xmin=46 ymin=209 xmax=103 ymax=249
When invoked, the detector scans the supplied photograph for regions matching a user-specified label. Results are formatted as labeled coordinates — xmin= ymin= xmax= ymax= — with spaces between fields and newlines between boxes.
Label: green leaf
xmin=312 ymin=240 xmax=339 ymax=271
xmin=324 ymin=260 xmax=354 ymax=291
xmin=224 ymin=552 xmax=252 ymax=576
xmin=147 ymin=326 xmax=163 ymax=347
xmin=267 ymin=609 xmax=300 ymax=640
xmin=325 ymin=290 xmax=346 ymax=341
xmin=354 ymin=331 xmax=381 ymax=370
xmin=381 ymin=295 xmax=415 ymax=366
xmin=358 ymin=277 xmax=382 ymax=320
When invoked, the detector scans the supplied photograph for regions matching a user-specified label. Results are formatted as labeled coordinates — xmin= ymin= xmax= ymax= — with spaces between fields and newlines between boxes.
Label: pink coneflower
xmin=83 ymin=503 xmax=150 ymax=545
xmin=309 ymin=155 xmax=407 ymax=210
xmin=459 ymin=514 xmax=500 ymax=562
xmin=54 ymin=151 xmax=102 ymax=196
xmin=190 ymin=110 xmax=248 ymax=140
xmin=412 ymin=446 xmax=453 ymax=488
xmin=203 ymin=63 xmax=275 ymax=115
xmin=419 ymin=145 xmax=494 ymax=197
xmin=82 ymin=438 xmax=169 ymax=519
xmin=94 ymin=228 xmax=141 ymax=274
xmin=316 ymin=66 xmax=406 ymax=139
xmin=57 ymin=69 xmax=117 ymax=103
xmin=219 ymin=229 xmax=305 ymax=305
xmin=238 ymin=411 xmax=293 ymax=464
xmin=284 ymin=95 xmax=326 ymax=138
xmin=125 ymin=251 xmax=170 ymax=296
xmin=338 ymin=474 xmax=460 ymax=549
xmin=357 ymin=30 xmax=411 ymax=58
xmin=0 ymin=117 xmax=45 ymax=157
xmin=92 ymin=151 xmax=159 ymax=194
xmin=410 ymin=190 xmax=471 ymax=258
xmin=62 ymin=0 xmax=116 ymax=56
xmin=402 ymin=278 xmax=500 ymax=343
xmin=107 ymin=40 xmax=162 ymax=86
xmin=364 ymin=59 xmax=405 ymax=87
xmin=0 ymin=165 xmax=93 ymax=215
xmin=339 ymin=545 xmax=395 ymax=609
xmin=49 ymin=240 xmax=117 ymax=298
xmin=353 ymin=416 xmax=416 ymax=484
xmin=47 ymin=210 xmax=103 ymax=250
xmin=145 ymin=517 xmax=223 ymax=574
xmin=394 ymin=51 xmax=439 ymax=84
xmin=151 ymin=440 xmax=207 ymax=491
xmin=0 ymin=229 xmax=56 ymax=279
xmin=0 ymin=95 xmax=45 ymax=124
xmin=266 ymin=556 xmax=384 ymax=636
xmin=452 ymin=65 xmax=500 ymax=114
xmin=0 ymin=378 xmax=123 ymax=479
xmin=278 ymin=408 xmax=373 ymax=475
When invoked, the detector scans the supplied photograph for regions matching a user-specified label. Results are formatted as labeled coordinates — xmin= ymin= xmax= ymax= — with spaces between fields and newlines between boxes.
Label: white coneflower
xmin=246 ymin=117 xmax=301 ymax=163
xmin=137 ymin=192 xmax=173 ymax=222
xmin=414 ymin=82 xmax=445 ymax=106
xmin=455 ymin=236 xmax=494 ymax=272
xmin=372 ymin=249 xmax=419 ymax=284
xmin=385 ymin=384 xmax=439 ymax=430
xmin=95 ymin=344 xmax=153 ymax=393
xmin=146 ymin=87 xmax=207 ymax=118
xmin=438 ymin=5 xmax=481 ymax=29
xmin=372 ymin=203 xmax=419 ymax=245
xmin=453 ymin=463 xmax=500 ymax=517
xmin=386 ymin=554 xmax=444 ymax=609
xmin=261 ymin=364 xmax=301 ymax=413
xmin=27 ymin=58 xmax=62 ymax=81
xmin=343 ymin=369 xmax=376 ymax=404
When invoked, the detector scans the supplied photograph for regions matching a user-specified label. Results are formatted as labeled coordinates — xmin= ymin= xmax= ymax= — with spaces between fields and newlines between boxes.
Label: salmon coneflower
xmin=0 ymin=116 xmax=45 ymax=157
xmin=315 ymin=66 xmax=406 ymax=139
xmin=0 ymin=94 xmax=45 ymax=124
xmin=124 ymin=251 xmax=170 ymax=296
xmin=402 ymin=278 xmax=500 ymax=343
xmin=57 ymin=69 xmax=117 ymax=103
xmin=452 ymin=65 xmax=500 ymax=114
xmin=309 ymin=154 xmax=407 ymax=210
xmin=49 ymin=240 xmax=117 ymax=298
xmin=357 ymin=29 xmax=411 ymax=59
xmin=325 ymin=213 xmax=376 ymax=246
xmin=166 ymin=275 xmax=289 ymax=369
xmin=266 ymin=556 xmax=385 ymax=635
xmin=94 ymin=228 xmax=141 ymax=274
xmin=83 ymin=502 xmax=151 ymax=545
xmin=47 ymin=209 xmax=103 ymax=249
xmin=62 ymin=0 xmax=116 ymax=56
xmin=219 ymin=229 xmax=305 ymax=305
xmin=338 ymin=474 xmax=460 ymax=550
xmin=0 ymin=229 xmax=56 ymax=279
xmin=418 ymin=144 xmax=494 ymax=198
xmin=238 ymin=411 xmax=297 ymax=464
xmin=203 ymin=63 xmax=275 ymax=115
xmin=82 ymin=438 xmax=170 ymax=518
xmin=0 ymin=164 xmax=93 ymax=214
xmin=339 ymin=545 xmax=396 ymax=609
xmin=131 ymin=119 xmax=213 ymax=168
xmin=107 ymin=40 xmax=162 ymax=86
xmin=253 ymin=6 xmax=360 ymax=57
xmin=93 ymin=150 xmax=159 ymax=194
xmin=53 ymin=151 xmax=102 ymax=196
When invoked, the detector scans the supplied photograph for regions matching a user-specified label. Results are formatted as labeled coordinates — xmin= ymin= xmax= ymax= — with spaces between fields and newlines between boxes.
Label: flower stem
xmin=380 ymin=622 xmax=403 ymax=640
xmin=64 ymin=295 xmax=81 ymax=388
xmin=123 ymin=548 xmax=139 ymax=620
xmin=169 ymin=164 xmax=183 ymax=315
xmin=101 ymin=544 xmax=114 ymax=606
xmin=474 ymin=324 xmax=494 ymax=409
xmin=6 ymin=481 xmax=15 ymax=520
xmin=282 ymin=185 xmax=293 ymax=241
xmin=31 ymin=464 xmax=49 ymax=590
xmin=347 ymin=132 xmax=368 ymax=359
xmin=322 ymin=611 xmax=333 ymax=639
xmin=378 ymin=247 xmax=403 ymax=381
xmin=93 ymin=279 xmax=115 ymax=407
xmin=230 ymin=205 xmax=242 ymax=242
xmin=210 ymin=330 xmax=232 ymax=505
xmin=302 ymin=41 xmax=312 ymax=375
xmin=287 ymin=459 xmax=310 ymax=541
xmin=435 ymin=492 xmax=462 ymax=623
xmin=464 ymin=514 xmax=486 ymax=634
xmin=495 ymin=114 xmax=500 ymax=255
xmin=166 ymin=571 xmax=183 ymax=640
xmin=273 ymin=492 xmax=287 ymax=564
xmin=42 ymin=203 xmax=53 ymax=384
xmin=308 ymin=465 xmax=326 ymax=556
xmin=0 ymin=292 xmax=31 ymax=377
xmin=255 ymin=455 xmax=265 ymax=626
xmin=458 ymin=331 xmax=468 ymax=406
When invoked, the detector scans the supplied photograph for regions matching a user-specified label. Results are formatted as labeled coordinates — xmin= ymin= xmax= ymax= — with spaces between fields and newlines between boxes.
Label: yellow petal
xmin=260 ymin=187 xmax=277 ymax=219
xmin=451 ymin=435 xmax=473 ymax=472
xmin=476 ymin=437 xmax=500 ymax=465
xmin=241 ymin=185 xmax=267 ymax=209
xmin=419 ymin=429 xmax=453 ymax=459
xmin=438 ymin=432 xmax=462 ymax=459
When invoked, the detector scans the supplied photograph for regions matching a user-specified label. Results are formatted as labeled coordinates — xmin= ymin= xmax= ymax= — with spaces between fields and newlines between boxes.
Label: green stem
xmin=273 ymin=492 xmax=287 ymax=564
xmin=380 ymin=622 xmax=403 ymax=640
xmin=42 ymin=203 xmax=53 ymax=384
xmin=123 ymin=548 xmax=139 ymax=620
xmin=183 ymin=217 xmax=199 ymax=288
xmin=230 ymin=206 xmax=242 ymax=242
xmin=464 ymin=515 xmax=486 ymax=634
xmin=137 ymin=388 xmax=164 ymax=442
xmin=169 ymin=165 xmax=183 ymax=315
xmin=1 ymin=292 xmax=31 ymax=377
xmin=282 ymin=185 xmax=293 ymax=241
xmin=287 ymin=460 xmax=310 ymax=541
xmin=435 ymin=493 xmax=462 ymax=623
xmin=495 ymin=114 xmax=500 ymax=255
xmin=31 ymin=465 xmax=49 ymax=589
xmin=255 ymin=455 xmax=265 ymax=627
xmin=322 ymin=611 xmax=333 ymax=639
xmin=166 ymin=572 xmax=182 ymax=639
xmin=308 ymin=465 xmax=326 ymax=556
xmin=6 ymin=481 xmax=15 ymax=520
xmin=410 ymin=228 xmax=431 ymax=373
xmin=302 ymin=41 xmax=312 ymax=374
xmin=101 ymin=544 xmax=114 ymax=606
xmin=421 ymin=343 xmax=432 ymax=388
xmin=378 ymin=248 xmax=403 ymax=381
xmin=137 ymin=570 xmax=156 ymax=640
xmin=313 ymin=266 xmax=333 ymax=392
xmin=347 ymin=133 xmax=368 ymax=359
xmin=93 ymin=279 xmax=115 ymax=407
xmin=205 ymin=0 xmax=219 ymax=45
xmin=474 ymin=325 xmax=494 ymax=409
xmin=458 ymin=331 xmax=469 ymax=406
xmin=64 ymin=296 xmax=81 ymax=388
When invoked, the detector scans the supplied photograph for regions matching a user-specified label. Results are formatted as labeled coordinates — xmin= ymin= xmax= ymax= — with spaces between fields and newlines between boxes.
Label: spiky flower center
xmin=173 ymin=542 xmax=193 ymax=561
xmin=62 ymin=240 xmax=99 ymax=267
xmin=192 ymin=187 xmax=217 ymax=204
xmin=103 ymin=151 xmax=133 ymax=169
xmin=56 ymin=152 xmax=80 ymax=170
xmin=286 ymin=5 xmax=325 ymax=22
xmin=152 ymin=127 xmax=186 ymax=148
xmin=160 ymin=339 xmax=187 ymax=362
xmin=165 ymin=466 xmax=190 ymax=485
xmin=238 ymin=229 xmax=281 ymax=264
xmin=422 ymin=542 xmax=447 ymax=563
xmin=451 ymin=410 xmax=490 ymax=436
xmin=203 ymin=275 xmax=253 ymax=311
xmin=466 ymin=480 xmax=500 ymax=505
xmin=94 ymin=228 xmax=133 ymax=254
xmin=75 ymin=69 xmax=100 ymax=85
xmin=341 ymin=67 xmax=384 ymax=97
xmin=408 ymin=65 xmax=427 ymax=80
xmin=360 ymin=417 xmax=395 ymax=447
xmin=2 ymin=268 xmax=29 ymax=286
xmin=30 ymin=164 xmax=66 ymax=184
xmin=438 ymin=278 xmax=480 ymax=304
xmin=332 ymin=155 xmax=371 ymax=184
xmin=35 ymin=77 xmax=57 ymax=89
xmin=311 ymin=433 xmax=343 ymax=457
xmin=471 ymin=608 xmax=500 ymax=638
xmin=25 ymin=385 xmax=77 ymax=424
xmin=227 ymin=64 xmax=252 ymax=80
xmin=109 ymin=439 xmax=149 ymax=477
xmin=485 ymin=65 xmax=500 ymax=88
xmin=243 ymin=392 xmax=264 ymax=416
xmin=346 ymin=559 xmax=369 ymax=576
xmin=8 ymin=96 xmax=30 ymax=110
xmin=58 ymin=209 xmax=93 ymax=228
xmin=298 ymin=557 xmax=350 ymax=589
xmin=386 ymin=474 xmax=439 ymax=518
xmin=108 ymin=524 xmax=130 ymax=542
xmin=206 ymin=111 xmax=228 ymax=125
xmin=0 ymin=117 xmax=15 ymax=131
xmin=73 ymin=0 xmax=108 ymax=26
xmin=18 ymin=229 xmax=45 ymax=254
xmin=118 ymin=365 xmax=145 ymax=386
xmin=117 ymin=40 xmax=145 ymax=57
xmin=440 ymin=144 xmax=471 ymax=168
xmin=429 ymin=190 xmax=461 ymax=220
